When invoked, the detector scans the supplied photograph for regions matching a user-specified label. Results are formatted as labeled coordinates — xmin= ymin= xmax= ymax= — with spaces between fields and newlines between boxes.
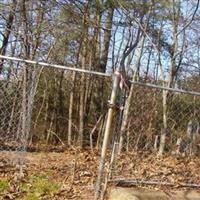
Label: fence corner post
xmin=94 ymin=70 xmax=120 ymax=200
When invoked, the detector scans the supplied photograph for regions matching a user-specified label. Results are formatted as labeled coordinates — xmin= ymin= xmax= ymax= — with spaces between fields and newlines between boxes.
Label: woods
xmin=0 ymin=0 xmax=200 ymax=154
xmin=1 ymin=0 xmax=200 ymax=199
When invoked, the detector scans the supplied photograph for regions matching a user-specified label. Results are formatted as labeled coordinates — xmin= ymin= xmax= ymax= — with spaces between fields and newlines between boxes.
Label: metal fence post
xmin=94 ymin=70 xmax=120 ymax=200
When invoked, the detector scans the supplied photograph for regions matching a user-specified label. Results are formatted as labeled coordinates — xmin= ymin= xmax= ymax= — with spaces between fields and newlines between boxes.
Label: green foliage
xmin=31 ymin=175 xmax=59 ymax=195
xmin=22 ymin=193 xmax=39 ymax=200
xmin=20 ymin=174 xmax=60 ymax=199
xmin=0 ymin=178 xmax=8 ymax=192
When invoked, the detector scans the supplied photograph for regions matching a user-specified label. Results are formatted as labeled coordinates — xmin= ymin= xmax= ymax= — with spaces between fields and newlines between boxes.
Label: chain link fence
xmin=1 ymin=59 xmax=199 ymax=156
xmin=117 ymin=85 xmax=200 ymax=152
xmin=106 ymin=84 xmax=200 ymax=193
xmin=0 ymin=78 xmax=22 ymax=150
xmin=0 ymin=60 xmax=113 ymax=153
xmin=1 ymin=57 xmax=200 ymax=199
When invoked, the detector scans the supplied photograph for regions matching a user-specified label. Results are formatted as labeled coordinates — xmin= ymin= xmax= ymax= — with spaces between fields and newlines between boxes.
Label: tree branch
xmin=176 ymin=0 xmax=200 ymax=36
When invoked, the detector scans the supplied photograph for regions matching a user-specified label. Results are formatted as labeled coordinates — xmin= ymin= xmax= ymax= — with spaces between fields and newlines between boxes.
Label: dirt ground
xmin=1 ymin=149 xmax=200 ymax=200
xmin=0 ymin=148 xmax=99 ymax=200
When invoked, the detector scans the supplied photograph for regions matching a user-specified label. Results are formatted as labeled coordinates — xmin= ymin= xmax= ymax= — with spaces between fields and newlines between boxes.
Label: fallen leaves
xmin=1 ymin=149 xmax=200 ymax=199
xmin=112 ymin=151 xmax=200 ymax=190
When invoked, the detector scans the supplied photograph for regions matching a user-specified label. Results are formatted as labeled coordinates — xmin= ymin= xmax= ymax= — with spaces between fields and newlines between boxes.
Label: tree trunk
xmin=98 ymin=6 xmax=114 ymax=72
xmin=118 ymin=36 xmax=145 ymax=153
xmin=78 ymin=53 xmax=86 ymax=148
xmin=68 ymin=72 xmax=76 ymax=146
xmin=158 ymin=1 xmax=182 ymax=155
xmin=0 ymin=0 xmax=17 ymax=73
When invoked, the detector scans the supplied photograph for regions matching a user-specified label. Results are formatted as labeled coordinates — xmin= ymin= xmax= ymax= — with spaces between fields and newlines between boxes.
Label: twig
xmin=90 ymin=114 xmax=104 ymax=152
xmin=176 ymin=0 xmax=200 ymax=36
xmin=47 ymin=130 xmax=65 ymax=146
xmin=109 ymin=178 xmax=200 ymax=188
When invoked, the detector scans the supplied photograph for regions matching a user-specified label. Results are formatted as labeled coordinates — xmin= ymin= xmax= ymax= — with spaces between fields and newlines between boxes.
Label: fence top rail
xmin=131 ymin=81 xmax=200 ymax=96
xmin=0 ymin=55 xmax=111 ymax=77
xmin=1 ymin=54 xmax=200 ymax=96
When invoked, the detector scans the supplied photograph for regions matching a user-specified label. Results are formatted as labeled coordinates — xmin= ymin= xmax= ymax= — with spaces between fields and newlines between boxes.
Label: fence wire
xmin=1 ymin=57 xmax=200 ymax=198
xmin=108 ymin=84 xmax=200 ymax=189
xmin=0 ymin=60 xmax=113 ymax=154
xmin=115 ymin=85 xmax=200 ymax=152
xmin=0 ymin=79 xmax=22 ymax=151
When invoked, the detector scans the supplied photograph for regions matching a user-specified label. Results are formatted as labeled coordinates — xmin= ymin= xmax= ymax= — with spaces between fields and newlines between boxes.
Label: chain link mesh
xmin=116 ymin=85 xmax=200 ymax=152
xmin=109 ymin=84 xmax=200 ymax=184
xmin=0 ymin=77 xmax=22 ymax=151
xmin=1 ymin=60 xmax=200 ymax=191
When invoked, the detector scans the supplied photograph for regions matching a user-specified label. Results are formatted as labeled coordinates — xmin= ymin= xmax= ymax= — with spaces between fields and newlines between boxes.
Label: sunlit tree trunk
xmin=68 ymin=72 xmax=76 ymax=146
xmin=77 ymin=2 xmax=90 ymax=148
xmin=159 ymin=0 xmax=186 ymax=155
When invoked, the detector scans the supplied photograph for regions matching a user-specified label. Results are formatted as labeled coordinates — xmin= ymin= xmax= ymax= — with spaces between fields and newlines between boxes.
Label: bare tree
xmin=0 ymin=0 xmax=17 ymax=73
xmin=158 ymin=0 xmax=197 ymax=155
